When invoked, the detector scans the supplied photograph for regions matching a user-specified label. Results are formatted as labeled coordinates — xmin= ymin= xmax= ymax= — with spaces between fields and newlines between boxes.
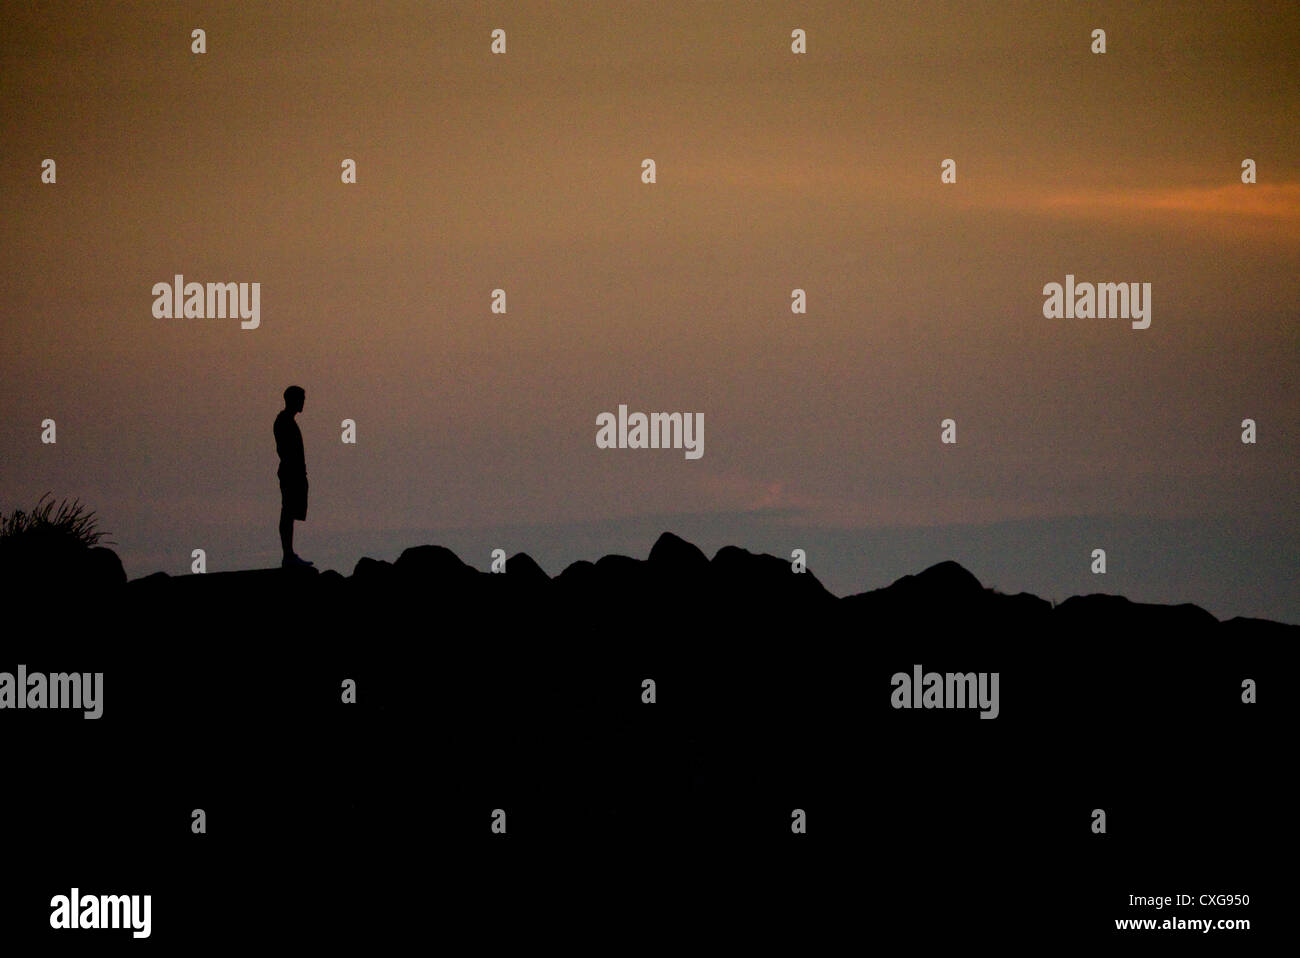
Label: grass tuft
xmin=0 ymin=492 xmax=115 ymax=549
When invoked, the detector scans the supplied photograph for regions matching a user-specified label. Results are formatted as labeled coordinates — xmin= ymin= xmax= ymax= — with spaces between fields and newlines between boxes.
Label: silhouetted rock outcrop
xmin=394 ymin=544 xmax=477 ymax=585
xmin=504 ymin=552 xmax=549 ymax=586
xmin=1054 ymin=594 xmax=1219 ymax=633
xmin=127 ymin=570 xmax=170 ymax=590
xmin=1 ymin=540 xmax=126 ymax=593
xmin=351 ymin=556 xmax=393 ymax=583
xmin=894 ymin=559 xmax=985 ymax=597
xmin=51 ymin=533 xmax=1289 ymax=638
xmin=648 ymin=531 xmax=710 ymax=572
xmin=711 ymin=544 xmax=835 ymax=611
xmin=555 ymin=558 xmax=596 ymax=587
xmin=840 ymin=559 xmax=1053 ymax=631
xmin=1220 ymin=615 xmax=1298 ymax=637
xmin=85 ymin=546 xmax=127 ymax=588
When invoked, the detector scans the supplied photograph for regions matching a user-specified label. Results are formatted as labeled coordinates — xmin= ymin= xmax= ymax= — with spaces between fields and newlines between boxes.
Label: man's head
xmin=284 ymin=385 xmax=305 ymax=414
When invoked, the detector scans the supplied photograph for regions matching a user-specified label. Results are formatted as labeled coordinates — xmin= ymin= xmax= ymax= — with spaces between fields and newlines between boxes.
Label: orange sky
xmin=2 ymin=1 xmax=1297 ymax=620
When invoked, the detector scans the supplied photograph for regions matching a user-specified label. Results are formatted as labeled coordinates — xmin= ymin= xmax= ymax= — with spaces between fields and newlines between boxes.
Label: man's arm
xmin=274 ymin=415 xmax=305 ymax=472
xmin=293 ymin=421 xmax=306 ymax=474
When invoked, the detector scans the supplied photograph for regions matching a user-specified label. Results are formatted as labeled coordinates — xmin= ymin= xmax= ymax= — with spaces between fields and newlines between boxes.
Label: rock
xmin=504 ymin=552 xmax=549 ymax=585
xmin=394 ymin=545 xmax=477 ymax=582
xmin=351 ymin=557 xmax=393 ymax=582
xmin=648 ymin=532 xmax=709 ymax=573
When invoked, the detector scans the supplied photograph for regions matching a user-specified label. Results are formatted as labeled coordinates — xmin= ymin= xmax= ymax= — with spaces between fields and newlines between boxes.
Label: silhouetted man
xmin=274 ymin=385 xmax=313 ymax=568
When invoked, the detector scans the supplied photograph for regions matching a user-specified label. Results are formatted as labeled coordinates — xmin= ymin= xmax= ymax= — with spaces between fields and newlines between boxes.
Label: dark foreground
xmin=2 ymin=533 xmax=1291 ymax=949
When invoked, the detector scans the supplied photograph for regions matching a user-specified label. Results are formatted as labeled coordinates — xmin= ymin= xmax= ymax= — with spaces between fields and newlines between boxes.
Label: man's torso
xmin=274 ymin=411 xmax=306 ymax=478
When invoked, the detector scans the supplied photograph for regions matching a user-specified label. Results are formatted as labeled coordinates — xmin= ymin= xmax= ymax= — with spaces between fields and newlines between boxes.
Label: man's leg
xmin=279 ymin=506 xmax=293 ymax=559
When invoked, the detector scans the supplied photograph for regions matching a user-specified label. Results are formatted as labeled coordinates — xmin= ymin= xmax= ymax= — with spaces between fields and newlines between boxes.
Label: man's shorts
xmin=280 ymin=473 xmax=308 ymax=521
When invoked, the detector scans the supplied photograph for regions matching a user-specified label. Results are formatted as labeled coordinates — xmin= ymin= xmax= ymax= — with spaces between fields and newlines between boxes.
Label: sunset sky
xmin=3 ymin=1 xmax=1296 ymax=621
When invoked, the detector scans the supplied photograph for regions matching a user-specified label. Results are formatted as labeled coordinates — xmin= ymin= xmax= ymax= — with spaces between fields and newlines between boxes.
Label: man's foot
xmin=282 ymin=554 xmax=314 ymax=568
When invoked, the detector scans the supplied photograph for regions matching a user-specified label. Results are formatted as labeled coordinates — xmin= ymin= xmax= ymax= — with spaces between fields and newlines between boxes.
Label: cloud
xmin=966 ymin=182 xmax=1300 ymax=229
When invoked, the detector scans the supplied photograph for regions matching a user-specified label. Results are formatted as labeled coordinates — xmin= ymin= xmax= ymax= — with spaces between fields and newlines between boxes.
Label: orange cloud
xmin=1033 ymin=182 xmax=1300 ymax=219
